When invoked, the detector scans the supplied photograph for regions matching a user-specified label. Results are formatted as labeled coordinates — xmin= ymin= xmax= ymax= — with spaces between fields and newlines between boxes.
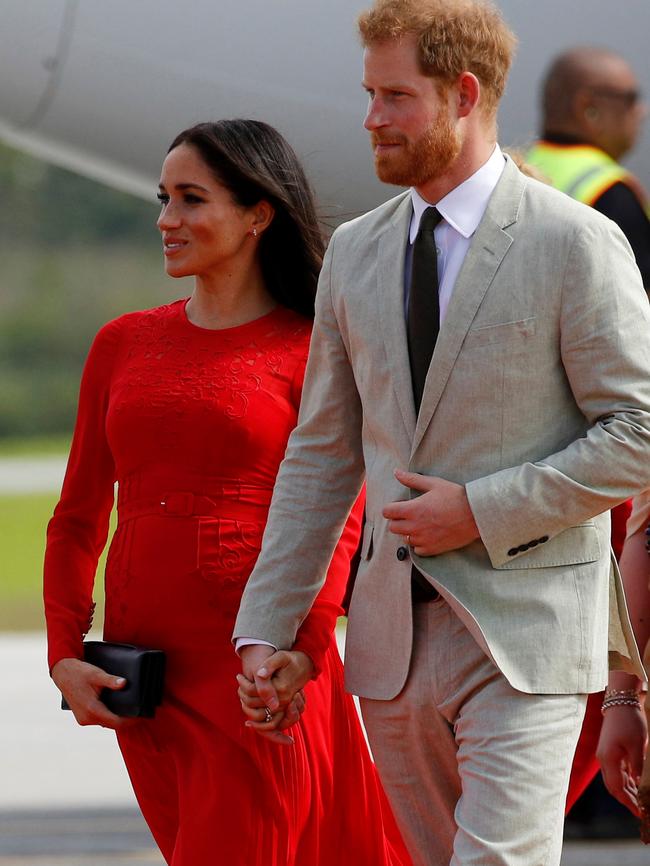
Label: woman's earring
xmin=252 ymin=228 xmax=258 ymax=237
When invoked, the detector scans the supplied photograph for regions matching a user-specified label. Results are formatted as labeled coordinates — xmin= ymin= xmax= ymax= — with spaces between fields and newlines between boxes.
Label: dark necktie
xmin=407 ymin=206 xmax=443 ymax=412
xmin=407 ymin=206 xmax=443 ymax=602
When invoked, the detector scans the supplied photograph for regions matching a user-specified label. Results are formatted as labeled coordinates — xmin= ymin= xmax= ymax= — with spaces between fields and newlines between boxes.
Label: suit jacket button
xmin=518 ymin=543 xmax=530 ymax=553
xmin=528 ymin=539 xmax=539 ymax=547
xmin=396 ymin=546 xmax=409 ymax=561
xmin=507 ymin=547 xmax=518 ymax=557
xmin=539 ymin=535 xmax=549 ymax=543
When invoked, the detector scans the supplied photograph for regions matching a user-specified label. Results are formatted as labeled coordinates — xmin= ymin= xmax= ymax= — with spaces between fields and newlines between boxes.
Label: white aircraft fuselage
xmin=2 ymin=0 xmax=648 ymax=217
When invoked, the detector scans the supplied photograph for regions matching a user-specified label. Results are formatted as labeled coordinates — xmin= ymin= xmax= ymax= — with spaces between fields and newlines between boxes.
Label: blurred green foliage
xmin=0 ymin=141 xmax=157 ymax=245
xmin=0 ymin=142 xmax=191 ymax=438
xmin=0 ymin=490 xmax=112 ymax=630
xmin=0 ymin=434 xmax=72 ymax=456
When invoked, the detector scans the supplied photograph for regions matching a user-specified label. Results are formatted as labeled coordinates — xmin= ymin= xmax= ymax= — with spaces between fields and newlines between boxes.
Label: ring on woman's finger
xmin=264 ymin=706 xmax=273 ymax=724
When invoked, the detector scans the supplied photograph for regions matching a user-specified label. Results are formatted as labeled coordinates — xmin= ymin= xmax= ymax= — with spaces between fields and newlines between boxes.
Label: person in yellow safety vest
xmin=527 ymin=47 xmax=650 ymax=292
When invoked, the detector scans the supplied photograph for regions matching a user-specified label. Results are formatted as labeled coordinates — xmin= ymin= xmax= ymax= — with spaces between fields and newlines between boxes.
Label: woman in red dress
xmin=44 ymin=119 xmax=410 ymax=866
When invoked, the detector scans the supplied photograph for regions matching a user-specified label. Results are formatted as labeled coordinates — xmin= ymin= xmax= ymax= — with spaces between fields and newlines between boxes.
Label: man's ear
xmin=574 ymin=89 xmax=600 ymax=131
xmin=456 ymin=71 xmax=481 ymax=118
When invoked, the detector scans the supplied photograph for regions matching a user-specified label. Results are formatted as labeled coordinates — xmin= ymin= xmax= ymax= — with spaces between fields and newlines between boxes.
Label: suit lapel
xmin=377 ymin=192 xmax=417 ymax=438
xmin=412 ymin=158 xmax=525 ymax=453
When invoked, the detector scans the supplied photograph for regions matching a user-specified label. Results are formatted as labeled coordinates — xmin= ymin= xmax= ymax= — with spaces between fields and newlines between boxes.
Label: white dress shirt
xmin=405 ymin=144 xmax=506 ymax=323
xmin=237 ymin=145 xmax=506 ymax=655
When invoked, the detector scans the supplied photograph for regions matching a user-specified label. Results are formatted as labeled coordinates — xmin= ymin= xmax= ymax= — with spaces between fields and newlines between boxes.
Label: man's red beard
xmin=371 ymin=112 xmax=461 ymax=187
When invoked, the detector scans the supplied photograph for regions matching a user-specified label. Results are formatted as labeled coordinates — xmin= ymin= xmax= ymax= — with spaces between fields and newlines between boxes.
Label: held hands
xmin=238 ymin=645 xmax=314 ymax=745
xmin=383 ymin=470 xmax=479 ymax=556
xmin=51 ymin=657 xmax=134 ymax=730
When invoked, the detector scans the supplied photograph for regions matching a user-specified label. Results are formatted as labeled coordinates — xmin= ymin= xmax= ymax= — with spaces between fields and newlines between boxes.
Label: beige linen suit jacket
xmin=235 ymin=156 xmax=650 ymax=700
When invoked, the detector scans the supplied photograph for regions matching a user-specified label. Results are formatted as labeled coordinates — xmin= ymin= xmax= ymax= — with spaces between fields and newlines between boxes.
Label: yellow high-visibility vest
xmin=526 ymin=141 xmax=649 ymax=216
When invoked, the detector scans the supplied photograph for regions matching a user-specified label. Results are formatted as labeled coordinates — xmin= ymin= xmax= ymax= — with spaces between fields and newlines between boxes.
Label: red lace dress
xmin=44 ymin=300 xmax=409 ymax=866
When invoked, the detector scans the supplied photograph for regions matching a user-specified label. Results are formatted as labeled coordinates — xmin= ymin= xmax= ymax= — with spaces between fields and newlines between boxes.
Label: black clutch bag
xmin=61 ymin=641 xmax=166 ymax=718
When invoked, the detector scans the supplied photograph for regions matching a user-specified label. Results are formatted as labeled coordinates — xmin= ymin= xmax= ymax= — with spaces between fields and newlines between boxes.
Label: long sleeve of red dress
xmin=44 ymin=320 xmax=120 ymax=669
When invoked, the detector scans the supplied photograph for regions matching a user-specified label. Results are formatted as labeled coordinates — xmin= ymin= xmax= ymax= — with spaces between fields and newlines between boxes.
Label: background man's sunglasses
xmin=588 ymin=87 xmax=643 ymax=109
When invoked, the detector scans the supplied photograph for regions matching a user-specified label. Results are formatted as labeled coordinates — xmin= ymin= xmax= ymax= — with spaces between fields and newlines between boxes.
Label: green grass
xmin=0 ymin=493 xmax=57 ymax=630
xmin=0 ymin=492 xmax=112 ymax=630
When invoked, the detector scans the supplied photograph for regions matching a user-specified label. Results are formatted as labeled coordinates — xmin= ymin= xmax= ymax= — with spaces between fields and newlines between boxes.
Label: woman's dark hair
xmin=168 ymin=119 xmax=324 ymax=319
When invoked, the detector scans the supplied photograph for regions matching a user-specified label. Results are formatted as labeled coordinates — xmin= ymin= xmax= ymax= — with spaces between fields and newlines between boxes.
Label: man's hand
xmin=383 ymin=470 xmax=480 ymax=556
xmin=597 ymin=704 xmax=648 ymax=817
xmin=240 ymin=643 xmax=278 ymax=707
xmin=238 ymin=648 xmax=314 ymax=745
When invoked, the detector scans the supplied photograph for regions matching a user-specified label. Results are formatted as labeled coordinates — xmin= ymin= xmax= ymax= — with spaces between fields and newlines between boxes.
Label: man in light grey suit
xmin=234 ymin=0 xmax=650 ymax=863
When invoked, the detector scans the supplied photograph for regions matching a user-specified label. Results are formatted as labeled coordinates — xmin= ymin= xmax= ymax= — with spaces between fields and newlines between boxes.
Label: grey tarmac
xmin=0 ymin=457 xmax=67 ymax=495
xmin=0 ymin=808 xmax=647 ymax=865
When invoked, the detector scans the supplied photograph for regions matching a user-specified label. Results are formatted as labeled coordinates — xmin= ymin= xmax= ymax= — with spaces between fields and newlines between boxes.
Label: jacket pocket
xmin=196 ymin=518 xmax=261 ymax=583
xmin=463 ymin=316 xmax=536 ymax=349
xmin=495 ymin=522 xmax=601 ymax=569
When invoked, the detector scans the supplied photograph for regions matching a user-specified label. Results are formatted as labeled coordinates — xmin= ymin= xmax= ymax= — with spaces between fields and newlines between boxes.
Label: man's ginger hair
xmin=358 ymin=0 xmax=516 ymax=119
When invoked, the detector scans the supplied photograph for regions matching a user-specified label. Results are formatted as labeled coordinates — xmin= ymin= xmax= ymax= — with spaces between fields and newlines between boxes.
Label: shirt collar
xmin=409 ymin=144 xmax=506 ymax=243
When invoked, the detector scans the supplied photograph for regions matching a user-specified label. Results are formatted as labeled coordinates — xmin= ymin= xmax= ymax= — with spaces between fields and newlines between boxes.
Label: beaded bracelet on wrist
xmin=601 ymin=696 xmax=642 ymax=714
xmin=601 ymin=687 xmax=642 ymax=715
xmin=602 ymin=687 xmax=641 ymax=705
xmin=604 ymin=687 xmax=641 ymax=699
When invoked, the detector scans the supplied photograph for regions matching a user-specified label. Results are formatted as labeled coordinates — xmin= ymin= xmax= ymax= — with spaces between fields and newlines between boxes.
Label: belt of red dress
xmin=117 ymin=487 xmax=271 ymax=523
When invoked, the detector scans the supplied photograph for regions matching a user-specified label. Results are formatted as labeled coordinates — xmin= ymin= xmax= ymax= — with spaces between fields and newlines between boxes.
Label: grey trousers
xmin=360 ymin=599 xmax=586 ymax=866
